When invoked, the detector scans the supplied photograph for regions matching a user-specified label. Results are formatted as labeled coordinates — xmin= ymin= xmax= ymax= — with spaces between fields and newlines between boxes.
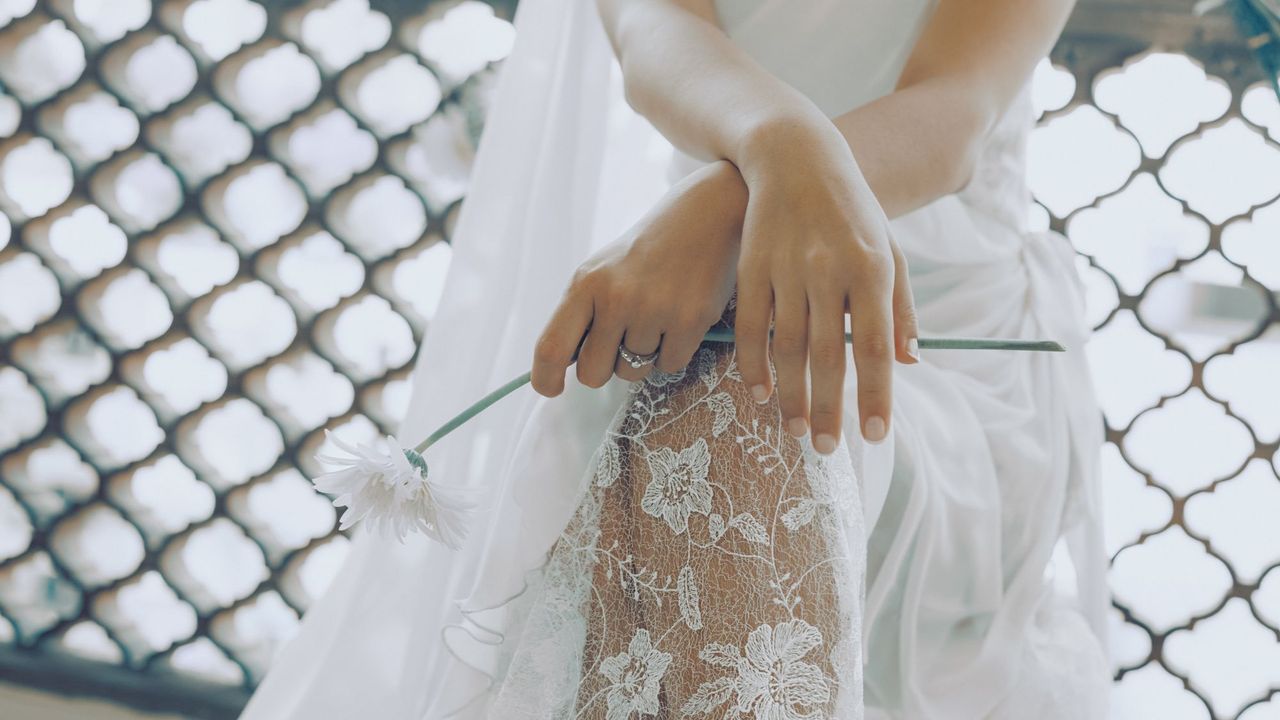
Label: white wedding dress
xmin=240 ymin=0 xmax=1112 ymax=718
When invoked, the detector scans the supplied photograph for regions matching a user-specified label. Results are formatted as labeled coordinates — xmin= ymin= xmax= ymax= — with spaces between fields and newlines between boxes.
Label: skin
xmin=531 ymin=0 xmax=1077 ymax=452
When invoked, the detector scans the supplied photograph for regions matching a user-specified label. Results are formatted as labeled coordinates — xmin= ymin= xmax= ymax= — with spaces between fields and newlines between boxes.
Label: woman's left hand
xmin=530 ymin=160 xmax=748 ymax=397
xmin=731 ymin=116 xmax=920 ymax=452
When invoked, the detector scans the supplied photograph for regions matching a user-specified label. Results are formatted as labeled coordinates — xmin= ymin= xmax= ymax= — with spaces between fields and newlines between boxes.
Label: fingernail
xmin=814 ymin=433 xmax=837 ymax=455
xmin=787 ymin=417 xmax=808 ymax=438
xmin=906 ymin=337 xmax=920 ymax=362
xmin=751 ymin=384 xmax=769 ymax=403
xmin=863 ymin=416 xmax=887 ymax=444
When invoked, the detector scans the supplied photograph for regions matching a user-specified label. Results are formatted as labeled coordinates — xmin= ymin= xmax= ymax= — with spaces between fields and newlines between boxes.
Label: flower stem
xmin=413 ymin=332 xmax=1062 ymax=452
xmin=701 ymin=328 xmax=1064 ymax=352
xmin=415 ymin=370 xmax=532 ymax=453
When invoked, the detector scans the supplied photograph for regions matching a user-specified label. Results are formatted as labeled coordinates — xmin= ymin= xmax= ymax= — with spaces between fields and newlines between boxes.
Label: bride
xmin=241 ymin=0 xmax=1111 ymax=717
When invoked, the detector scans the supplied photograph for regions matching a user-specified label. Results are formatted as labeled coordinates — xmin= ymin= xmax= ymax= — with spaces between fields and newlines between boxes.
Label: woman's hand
xmin=593 ymin=0 xmax=1072 ymax=452
xmin=530 ymin=160 xmax=748 ymax=397
xmin=734 ymin=116 xmax=919 ymax=453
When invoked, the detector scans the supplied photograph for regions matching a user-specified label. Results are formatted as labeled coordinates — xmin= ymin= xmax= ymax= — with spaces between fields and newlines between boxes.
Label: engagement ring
xmin=618 ymin=343 xmax=659 ymax=369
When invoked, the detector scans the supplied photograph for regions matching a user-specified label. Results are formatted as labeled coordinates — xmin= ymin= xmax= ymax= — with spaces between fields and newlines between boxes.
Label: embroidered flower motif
xmin=644 ymin=365 xmax=687 ymax=387
xmin=312 ymin=430 xmax=479 ymax=547
xmin=735 ymin=619 xmax=831 ymax=719
xmin=803 ymin=444 xmax=856 ymax=511
xmin=783 ymin=446 xmax=858 ymax=532
xmin=641 ymin=437 xmax=713 ymax=534
xmin=599 ymin=629 xmax=672 ymax=720
xmin=682 ymin=619 xmax=832 ymax=718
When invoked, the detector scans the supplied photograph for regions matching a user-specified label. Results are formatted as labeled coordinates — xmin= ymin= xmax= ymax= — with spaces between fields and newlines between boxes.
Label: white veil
xmin=241 ymin=0 xmax=672 ymax=716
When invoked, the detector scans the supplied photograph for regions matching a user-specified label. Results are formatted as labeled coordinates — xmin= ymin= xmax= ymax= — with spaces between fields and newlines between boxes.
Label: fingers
xmin=655 ymin=318 xmax=707 ymax=376
xmin=531 ymin=291 xmax=593 ymax=396
xmin=734 ymin=266 xmax=774 ymax=404
xmin=772 ymin=287 xmax=809 ymax=440
xmin=890 ymin=240 xmax=920 ymax=364
xmin=850 ymin=271 xmax=894 ymax=444
xmin=807 ymin=289 xmax=846 ymax=454
xmin=576 ymin=302 xmax=626 ymax=389
xmin=615 ymin=321 xmax=662 ymax=382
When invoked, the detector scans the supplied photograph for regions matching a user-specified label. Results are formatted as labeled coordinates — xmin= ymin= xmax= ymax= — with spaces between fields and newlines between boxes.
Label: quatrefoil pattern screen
xmin=0 ymin=1 xmax=1277 ymax=718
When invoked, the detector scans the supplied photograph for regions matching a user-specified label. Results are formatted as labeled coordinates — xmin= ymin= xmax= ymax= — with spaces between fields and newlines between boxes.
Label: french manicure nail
xmin=751 ymin=384 xmax=769 ymax=403
xmin=906 ymin=337 xmax=920 ymax=362
xmin=814 ymin=433 xmax=837 ymax=455
xmin=864 ymin=416 xmax=887 ymax=444
xmin=787 ymin=417 xmax=808 ymax=438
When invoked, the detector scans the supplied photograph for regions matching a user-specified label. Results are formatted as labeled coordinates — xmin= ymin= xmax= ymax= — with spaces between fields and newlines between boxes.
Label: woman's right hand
xmin=733 ymin=115 xmax=920 ymax=453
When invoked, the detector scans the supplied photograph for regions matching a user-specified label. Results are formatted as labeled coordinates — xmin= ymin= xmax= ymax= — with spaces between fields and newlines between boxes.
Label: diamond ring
xmin=618 ymin=343 xmax=659 ymax=369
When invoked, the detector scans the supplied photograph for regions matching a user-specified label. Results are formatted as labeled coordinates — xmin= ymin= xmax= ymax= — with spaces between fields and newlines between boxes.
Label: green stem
xmin=700 ymin=328 xmax=1064 ymax=352
xmin=414 ymin=370 xmax=532 ymax=453
xmin=412 ymin=332 xmax=1062 ymax=452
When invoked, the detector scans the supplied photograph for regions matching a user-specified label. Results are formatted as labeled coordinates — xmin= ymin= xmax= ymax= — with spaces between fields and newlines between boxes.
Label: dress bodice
xmin=714 ymin=0 xmax=937 ymax=118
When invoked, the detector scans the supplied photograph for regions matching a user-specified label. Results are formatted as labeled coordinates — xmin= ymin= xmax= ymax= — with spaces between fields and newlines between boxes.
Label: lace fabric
xmin=489 ymin=317 xmax=866 ymax=719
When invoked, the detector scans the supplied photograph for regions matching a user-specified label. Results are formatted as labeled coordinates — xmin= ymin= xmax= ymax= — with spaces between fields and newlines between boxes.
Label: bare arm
xmin=597 ymin=0 xmax=1076 ymax=217
xmin=535 ymin=0 xmax=1075 ymax=450
xmin=838 ymin=0 xmax=1076 ymax=215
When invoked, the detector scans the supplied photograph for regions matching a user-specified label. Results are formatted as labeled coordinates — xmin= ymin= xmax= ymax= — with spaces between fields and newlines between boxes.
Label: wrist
xmin=688 ymin=159 xmax=749 ymax=238
xmin=734 ymin=110 xmax=849 ymax=186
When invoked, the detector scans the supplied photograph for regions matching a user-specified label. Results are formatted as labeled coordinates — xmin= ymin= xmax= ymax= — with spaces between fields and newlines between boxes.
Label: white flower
xmin=735 ymin=619 xmax=831 ymax=719
xmin=599 ymin=629 xmax=672 ymax=720
xmin=641 ymin=438 xmax=712 ymax=534
xmin=312 ymin=430 xmax=479 ymax=548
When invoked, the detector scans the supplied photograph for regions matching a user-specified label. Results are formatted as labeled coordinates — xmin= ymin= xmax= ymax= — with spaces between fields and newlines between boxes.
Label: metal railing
xmin=0 ymin=0 xmax=1275 ymax=718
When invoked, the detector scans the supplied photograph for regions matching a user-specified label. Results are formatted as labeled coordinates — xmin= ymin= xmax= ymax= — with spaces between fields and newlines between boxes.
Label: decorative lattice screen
xmin=0 ymin=0 xmax=514 ymax=714
xmin=1042 ymin=10 xmax=1280 ymax=717
xmin=0 ymin=1 xmax=1277 ymax=718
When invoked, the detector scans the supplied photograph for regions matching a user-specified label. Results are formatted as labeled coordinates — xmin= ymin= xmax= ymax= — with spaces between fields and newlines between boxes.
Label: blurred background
xmin=0 ymin=0 xmax=1276 ymax=718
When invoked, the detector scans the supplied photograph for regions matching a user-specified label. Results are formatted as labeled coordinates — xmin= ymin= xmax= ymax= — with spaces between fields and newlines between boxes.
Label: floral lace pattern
xmin=682 ymin=618 xmax=833 ymax=719
xmin=600 ymin=629 xmax=673 ymax=719
xmin=488 ymin=325 xmax=866 ymax=719
xmin=636 ymin=439 xmax=713 ymax=535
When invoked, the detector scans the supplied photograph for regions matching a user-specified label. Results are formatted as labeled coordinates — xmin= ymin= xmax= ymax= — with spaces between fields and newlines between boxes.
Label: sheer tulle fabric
xmin=239 ymin=0 xmax=1111 ymax=718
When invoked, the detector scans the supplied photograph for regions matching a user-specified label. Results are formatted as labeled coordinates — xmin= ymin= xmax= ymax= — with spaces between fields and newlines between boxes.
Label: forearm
xmin=850 ymin=0 xmax=1078 ymax=216
xmin=832 ymin=79 xmax=989 ymax=218
xmin=599 ymin=0 xmax=1073 ymax=218
xmin=622 ymin=68 xmax=987 ymax=221
xmin=598 ymin=1 xmax=982 ymax=218
xmin=597 ymin=0 xmax=833 ymax=170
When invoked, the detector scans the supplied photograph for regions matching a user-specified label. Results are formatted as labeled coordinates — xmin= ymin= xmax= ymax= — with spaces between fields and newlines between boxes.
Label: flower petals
xmin=310 ymin=430 xmax=478 ymax=548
